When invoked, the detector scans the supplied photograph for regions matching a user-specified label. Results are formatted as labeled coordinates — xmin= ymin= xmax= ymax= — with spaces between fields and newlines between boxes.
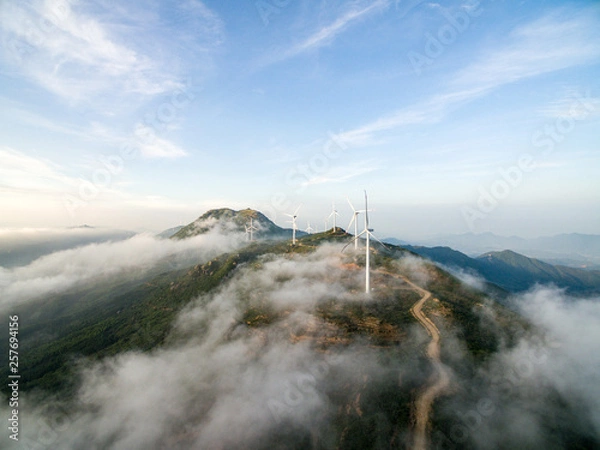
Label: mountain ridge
xmin=405 ymin=232 xmax=600 ymax=269
xmin=401 ymin=245 xmax=600 ymax=294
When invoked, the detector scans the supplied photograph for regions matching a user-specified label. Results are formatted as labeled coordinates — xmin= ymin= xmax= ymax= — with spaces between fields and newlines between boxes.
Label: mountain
xmin=0 ymin=228 xmax=531 ymax=447
xmin=1 ymin=220 xmax=596 ymax=449
xmin=412 ymin=232 xmax=600 ymax=269
xmin=157 ymin=225 xmax=184 ymax=239
xmin=171 ymin=207 xmax=303 ymax=240
xmin=476 ymin=250 xmax=600 ymax=293
xmin=402 ymin=245 xmax=600 ymax=294
xmin=382 ymin=237 xmax=411 ymax=246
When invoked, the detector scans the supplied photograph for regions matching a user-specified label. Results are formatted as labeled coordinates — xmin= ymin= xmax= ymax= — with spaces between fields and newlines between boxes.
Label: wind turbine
xmin=347 ymin=197 xmax=368 ymax=250
xmin=245 ymin=218 xmax=258 ymax=242
xmin=327 ymin=201 xmax=339 ymax=232
xmin=285 ymin=205 xmax=301 ymax=245
xmin=344 ymin=191 xmax=387 ymax=294
xmin=305 ymin=221 xmax=314 ymax=234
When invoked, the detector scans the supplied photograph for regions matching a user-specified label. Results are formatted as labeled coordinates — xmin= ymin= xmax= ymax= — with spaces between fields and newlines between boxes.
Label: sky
xmin=0 ymin=0 xmax=599 ymax=239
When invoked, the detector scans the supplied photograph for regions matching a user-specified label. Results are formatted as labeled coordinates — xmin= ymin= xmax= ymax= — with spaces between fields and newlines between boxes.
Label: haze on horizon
xmin=0 ymin=0 xmax=599 ymax=239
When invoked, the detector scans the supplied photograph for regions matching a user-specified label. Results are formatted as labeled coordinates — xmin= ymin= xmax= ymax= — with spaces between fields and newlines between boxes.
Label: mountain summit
xmin=171 ymin=208 xmax=298 ymax=240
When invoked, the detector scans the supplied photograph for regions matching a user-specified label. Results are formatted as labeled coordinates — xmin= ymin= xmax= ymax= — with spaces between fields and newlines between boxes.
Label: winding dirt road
xmin=403 ymin=276 xmax=451 ymax=450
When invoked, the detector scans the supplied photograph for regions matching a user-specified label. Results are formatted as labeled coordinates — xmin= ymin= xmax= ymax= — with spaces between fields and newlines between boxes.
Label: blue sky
xmin=1 ymin=0 xmax=599 ymax=239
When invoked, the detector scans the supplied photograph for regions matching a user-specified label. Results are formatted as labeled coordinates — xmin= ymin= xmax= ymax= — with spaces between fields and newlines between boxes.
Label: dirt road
xmin=404 ymin=276 xmax=451 ymax=450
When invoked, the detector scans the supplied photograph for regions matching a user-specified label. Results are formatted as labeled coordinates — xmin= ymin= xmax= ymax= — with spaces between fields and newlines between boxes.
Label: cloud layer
xmin=1 ymin=241 xmax=599 ymax=449
xmin=0 ymin=227 xmax=245 ymax=313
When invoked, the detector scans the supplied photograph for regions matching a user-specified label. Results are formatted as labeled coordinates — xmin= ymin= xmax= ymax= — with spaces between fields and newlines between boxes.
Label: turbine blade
xmin=347 ymin=214 xmax=355 ymax=231
xmin=346 ymin=197 xmax=356 ymax=213
xmin=342 ymin=229 xmax=367 ymax=252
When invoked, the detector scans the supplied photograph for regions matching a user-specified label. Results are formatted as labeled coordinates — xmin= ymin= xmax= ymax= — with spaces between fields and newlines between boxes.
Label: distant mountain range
xmin=398 ymin=232 xmax=600 ymax=269
xmin=399 ymin=244 xmax=600 ymax=295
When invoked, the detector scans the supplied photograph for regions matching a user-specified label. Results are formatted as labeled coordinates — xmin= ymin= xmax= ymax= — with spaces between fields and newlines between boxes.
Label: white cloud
xmin=0 ymin=228 xmax=245 ymax=312
xmin=0 ymin=146 xmax=78 ymax=194
xmin=337 ymin=8 xmax=600 ymax=147
xmin=0 ymin=147 xmax=194 ymax=228
xmin=0 ymin=0 xmax=223 ymax=105
xmin=300 ymin=162 xmax=379 ymax=187
xmin=259 ymin=0 xmax=389 ymax=67
xmin=451 ymin=9 xmax=600 ymax=91
xmin=537 ymin=89 xmax=600 ymax=120
xmin=287 ymin=0 xmax=388 ymax=57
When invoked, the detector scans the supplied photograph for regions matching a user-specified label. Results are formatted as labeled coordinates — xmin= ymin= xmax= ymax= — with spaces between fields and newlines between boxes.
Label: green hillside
xmin=1 ymin=231 xmax=516 ymax=396
xmin=4 ymin=226 xmax=591 ymax=449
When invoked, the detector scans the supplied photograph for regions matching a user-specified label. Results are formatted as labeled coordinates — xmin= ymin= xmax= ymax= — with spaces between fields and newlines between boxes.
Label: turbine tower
xmin=364 ymin=191 xmax=372 ymax=293
xmin=245 ymin=218 xmax=258 ymax=242
xmin=285 ymin=205 xmax=301 ymax=245
xmin=344 ymin=191 xmax=386 ymax=294
xmin=347 ymin=197 xmax=368 ymax=250
xmin=327 ymin=201 xmax=339 ymax=232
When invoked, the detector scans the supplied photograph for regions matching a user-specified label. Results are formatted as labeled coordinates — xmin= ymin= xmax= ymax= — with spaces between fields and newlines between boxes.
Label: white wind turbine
xmin=327 ymin=201 xmax=339 ymax=232
xmin=305 ymin=221 xmax=314 ymax=234
xmin=344 ymin=191 xmax=387 ymax=294
xmin=245 ymin=218 xmax=258 ymax=242
xmin=347 ymin=197 xmax=368 ymax=250
xmin=285 ymin=205 xmax=302 ymax=245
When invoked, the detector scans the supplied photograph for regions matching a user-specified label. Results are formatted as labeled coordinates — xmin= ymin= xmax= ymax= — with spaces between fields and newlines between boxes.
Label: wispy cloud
xmin=0 ymin=100 xmax=91 ymax=140
xmin=0 ymin=0 xmax=223 ymax=105
xmin=260 ymin=0 xmax=389 ymax=67
xmin=300 ymin=161 xmax=379 ymax=187
xmin=537 ymin=88 xmax=600 ymax=120
xmin=287 ymin=0 xmax=388 ymax=57
xmin=0 ymin=146 xmax=78 ymax=195
xmin=450 ymin=9 xmax=600 ymax=90
xmin=337 ymin=85 xmax=488 ymax=146
xmin=0 ymin=147 xmax=184 ymax=226
xmin=91 ymin=122 xmax=188 ymax=159
xmin=338 ymin=8 xmax=600 ymax=146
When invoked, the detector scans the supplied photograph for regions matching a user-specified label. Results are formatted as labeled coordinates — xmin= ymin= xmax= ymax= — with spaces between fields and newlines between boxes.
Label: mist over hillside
xmin=399 ymin=245 xmax=600 ymax=296
xmin=1 ymin=218 xmax=599 ymax=449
